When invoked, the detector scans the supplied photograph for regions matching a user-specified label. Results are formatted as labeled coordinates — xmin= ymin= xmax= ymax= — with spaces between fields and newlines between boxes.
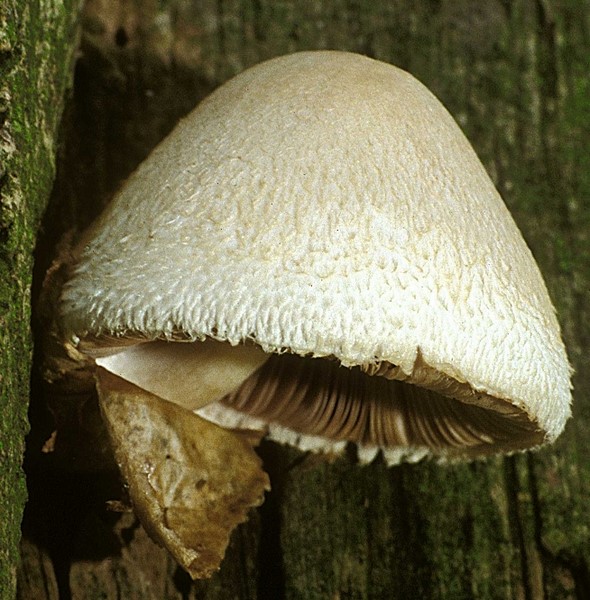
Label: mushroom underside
xmin=91 ymin=338 xmax=544 ymax=459
xmin=217 ymin=352 xmax=544 ymax=458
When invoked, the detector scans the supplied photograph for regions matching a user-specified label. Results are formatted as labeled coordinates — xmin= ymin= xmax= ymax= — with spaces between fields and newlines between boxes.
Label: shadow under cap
xmin=58 ymin=50 xmax=572 ymax=462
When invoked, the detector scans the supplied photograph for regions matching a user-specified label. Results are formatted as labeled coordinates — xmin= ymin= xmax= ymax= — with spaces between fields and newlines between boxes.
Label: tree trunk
xmin=0 ymin=1 xmax=82 ymax=598
xmin=16 ymin=0 xmax=590 ymax=598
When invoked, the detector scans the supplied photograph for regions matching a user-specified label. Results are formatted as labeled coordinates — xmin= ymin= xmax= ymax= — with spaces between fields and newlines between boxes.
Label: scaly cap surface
xmin=60 ymin=51 xmax=571 ymax=455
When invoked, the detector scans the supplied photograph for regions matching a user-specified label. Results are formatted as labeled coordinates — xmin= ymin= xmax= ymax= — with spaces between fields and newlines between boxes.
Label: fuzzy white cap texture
xmin=60 ymin=51 xmax=572 ymax=447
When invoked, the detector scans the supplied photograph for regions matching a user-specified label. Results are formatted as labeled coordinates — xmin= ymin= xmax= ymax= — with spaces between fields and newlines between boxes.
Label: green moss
xmin=0 ymin=1 xmax=81 ymax=597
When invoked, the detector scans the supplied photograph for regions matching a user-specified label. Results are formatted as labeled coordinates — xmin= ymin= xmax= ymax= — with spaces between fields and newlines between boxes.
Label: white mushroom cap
xmin=60 ymin=51 xmax=571 ymax=461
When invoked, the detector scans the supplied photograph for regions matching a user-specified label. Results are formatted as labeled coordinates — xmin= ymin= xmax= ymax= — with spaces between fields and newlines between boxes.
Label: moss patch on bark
xmin=0 ymin=1 xmax=81 ymax=597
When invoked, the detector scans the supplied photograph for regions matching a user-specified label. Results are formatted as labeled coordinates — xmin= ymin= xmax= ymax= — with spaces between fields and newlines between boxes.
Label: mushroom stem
xmin=95 ymin=338 xmax=268 ymax=410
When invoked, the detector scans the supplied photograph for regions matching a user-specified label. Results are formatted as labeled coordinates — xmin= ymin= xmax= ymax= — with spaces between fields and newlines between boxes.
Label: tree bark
xmin=16 ymin=0 xmax=590 ymax=598
xmin=0 ymin=1 xmax=82 ymax=598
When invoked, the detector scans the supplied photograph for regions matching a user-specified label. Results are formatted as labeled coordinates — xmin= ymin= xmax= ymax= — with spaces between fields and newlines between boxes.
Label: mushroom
xmin=48 ymin=50 xmax=572 ymax=576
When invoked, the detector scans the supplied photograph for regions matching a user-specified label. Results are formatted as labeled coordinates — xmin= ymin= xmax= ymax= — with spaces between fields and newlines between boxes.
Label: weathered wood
xmin=17 ymin=0 xmax=590 ymax=598
xmin=0 ymin=1 xmax=82 ymax=598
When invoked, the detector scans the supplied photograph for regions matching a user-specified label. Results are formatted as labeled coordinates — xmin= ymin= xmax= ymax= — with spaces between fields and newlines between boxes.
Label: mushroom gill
xmin=90 ymin=336 xmax=545 ymax=462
